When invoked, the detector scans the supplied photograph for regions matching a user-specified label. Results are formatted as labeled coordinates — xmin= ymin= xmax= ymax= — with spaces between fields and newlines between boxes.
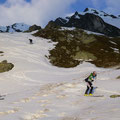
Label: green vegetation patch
xmin=0 ymin=60 xmax=14 ymax=73
xmin=80 ymin=32 xmax=96 ymax=44
xmin=116 ymin=76 xmax=120 ymax=79
xmin=110 ymin=95 xmax=120 ymax=98
xmin=73 ymin=51 xmax=97 ymax=61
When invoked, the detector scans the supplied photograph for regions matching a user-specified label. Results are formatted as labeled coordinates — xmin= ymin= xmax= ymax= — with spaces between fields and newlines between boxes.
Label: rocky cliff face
xmin=45 ymin=8 xmax=120 ymax=37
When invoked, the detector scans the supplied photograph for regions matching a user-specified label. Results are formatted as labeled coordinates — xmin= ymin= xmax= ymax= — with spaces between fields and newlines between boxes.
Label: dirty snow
xmin=60 ymin=27 xmax=75 ymax=31
xmin=0 ymin=33 xmax=120 ymax=120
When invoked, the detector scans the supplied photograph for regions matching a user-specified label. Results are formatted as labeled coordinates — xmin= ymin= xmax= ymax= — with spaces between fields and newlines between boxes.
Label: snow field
xmin=0 ymin=33 xmax=120 ymax=120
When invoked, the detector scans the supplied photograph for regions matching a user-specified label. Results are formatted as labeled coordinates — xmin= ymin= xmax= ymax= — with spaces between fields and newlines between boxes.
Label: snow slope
xmin=0 ymin=33 xmax=120 ymax=120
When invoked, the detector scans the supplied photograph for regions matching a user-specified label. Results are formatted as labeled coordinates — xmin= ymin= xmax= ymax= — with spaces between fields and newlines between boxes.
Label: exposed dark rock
xmin=84 ymin=8 xmax=89 ymax=12
xmin=110 ymin=15 xmax=117 ymax=18
xmin=46 ymin=11 xmax=120 ymax=37
xmin=54 ymin=17 xmax=68 ymax=26
xmin=45 ymin=21 xmax=61 ymax=30
xmin=6 ymin=26 xmax=10 ymax=32
xmin=93 ymin=10 xmax=99 ymax=14
xmin=26 ymin=24 xmax=41 ymax=32
xmin=75 ymin=11 xmax=79 ymax=15
xmin=68 ymin=13 xmax=120 ymax=37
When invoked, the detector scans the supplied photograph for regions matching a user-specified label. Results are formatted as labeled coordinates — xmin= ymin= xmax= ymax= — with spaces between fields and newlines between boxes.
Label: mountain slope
xmin=47 ymin=8 xmax=120 ymax=37
xmin=34 ymin=27 xmax=120 ymax=68
xmin=0 ymin=23 xmax=41 ymax=33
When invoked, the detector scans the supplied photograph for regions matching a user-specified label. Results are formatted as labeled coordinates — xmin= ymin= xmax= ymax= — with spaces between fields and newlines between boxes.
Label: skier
xmin=84 ymin=71 xmax=97 ymax=96
xmin=29 ymin=39 xmax=33 ymax=44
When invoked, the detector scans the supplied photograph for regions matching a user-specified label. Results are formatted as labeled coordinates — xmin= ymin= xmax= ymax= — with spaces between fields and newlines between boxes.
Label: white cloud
xmin=0 ymin=0 xmax=76 ymax=27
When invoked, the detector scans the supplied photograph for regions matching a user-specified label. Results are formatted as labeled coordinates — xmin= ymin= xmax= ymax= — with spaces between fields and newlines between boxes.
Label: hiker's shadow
xmin=91 ymin=87 xmax=98 ymax=94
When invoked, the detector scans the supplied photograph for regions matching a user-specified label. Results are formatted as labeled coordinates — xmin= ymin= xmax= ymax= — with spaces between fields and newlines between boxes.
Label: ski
xmin=91 ymin=95 xmax=104 ymax=97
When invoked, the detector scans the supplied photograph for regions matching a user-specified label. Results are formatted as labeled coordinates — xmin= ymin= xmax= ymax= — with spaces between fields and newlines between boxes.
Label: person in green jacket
xmin=84 ymin=71 xmax=97 ymax=96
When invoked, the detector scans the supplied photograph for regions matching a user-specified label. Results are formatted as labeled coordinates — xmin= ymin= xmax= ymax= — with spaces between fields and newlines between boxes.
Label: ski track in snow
xmin=0 ymin=33 xmax=120 ymax=120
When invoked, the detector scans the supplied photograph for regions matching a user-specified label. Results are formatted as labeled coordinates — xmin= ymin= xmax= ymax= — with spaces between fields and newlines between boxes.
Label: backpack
xmin=85 ymin=77 xmax=88 ymax=82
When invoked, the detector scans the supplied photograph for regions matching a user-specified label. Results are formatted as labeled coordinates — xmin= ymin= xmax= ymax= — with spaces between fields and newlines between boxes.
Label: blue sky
xmin=0 ymin=0 xmax=119 ymax=27
xmin=70 ymin=0 xmax=107 ymax=12
xmin=0 ymin=0 xmax=6 ymax=4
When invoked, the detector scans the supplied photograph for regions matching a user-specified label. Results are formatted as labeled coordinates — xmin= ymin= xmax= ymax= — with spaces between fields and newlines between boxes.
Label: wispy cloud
xmin=0 ymin=0 xmax=76 ymax=27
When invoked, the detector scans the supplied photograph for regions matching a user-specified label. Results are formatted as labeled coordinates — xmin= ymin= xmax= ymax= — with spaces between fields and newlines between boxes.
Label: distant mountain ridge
xmin=0 ymin=23 xmax=41 ymax=33
xmin=46 ymin=8 xmax=120 ymax=37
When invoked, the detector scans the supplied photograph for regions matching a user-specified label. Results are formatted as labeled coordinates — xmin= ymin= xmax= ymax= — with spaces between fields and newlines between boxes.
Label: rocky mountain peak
xmin=45 ymin=8 xmax=120 ymax=37
xmin=84 ymin=8 xmax=89 ymax=12
xmin=83 ymin=8 xmax=118 ymax=19
xmin=84 ymin=8 xmax=100 ymax=14
xmin=74 ymin=11 xmax=79 ymax=15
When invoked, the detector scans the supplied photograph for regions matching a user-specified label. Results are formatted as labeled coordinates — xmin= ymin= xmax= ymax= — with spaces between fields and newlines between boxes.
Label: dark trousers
xmin=29 ymin=39 xmax=33 ymax=44
xmin=85 ymin=81 xmax=93 ymax=94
